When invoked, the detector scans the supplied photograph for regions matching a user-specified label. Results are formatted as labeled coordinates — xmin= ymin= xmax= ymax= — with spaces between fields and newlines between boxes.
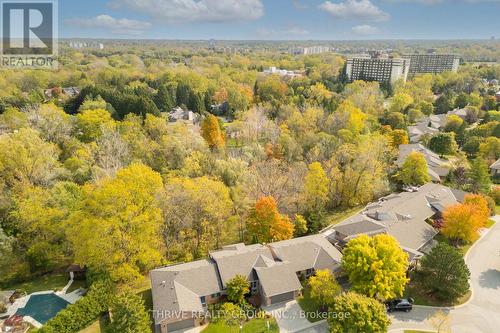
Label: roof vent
xmin=161 ymin=281 xmax=166 ymax=287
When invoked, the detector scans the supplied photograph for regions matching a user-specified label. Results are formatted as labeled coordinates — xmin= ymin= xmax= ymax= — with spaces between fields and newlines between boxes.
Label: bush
xmin=0 ymin=303 xmax=7 ymax=313
xmin=490 ymin=186 xmax=500 ymax=205
xmin=38 ymin=280 xmax=114 ymax=333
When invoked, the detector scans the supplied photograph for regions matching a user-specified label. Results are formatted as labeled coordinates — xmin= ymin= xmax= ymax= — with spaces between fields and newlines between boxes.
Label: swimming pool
xmin=16 ymin=293 xmax=70 ymax=324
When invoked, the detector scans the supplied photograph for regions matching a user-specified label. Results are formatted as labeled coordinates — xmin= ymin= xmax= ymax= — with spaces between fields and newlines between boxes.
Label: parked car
xmin=385 ymin=298 xmax=414 ymax=312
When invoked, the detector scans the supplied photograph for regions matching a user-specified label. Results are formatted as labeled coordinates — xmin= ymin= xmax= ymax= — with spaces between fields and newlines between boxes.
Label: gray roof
xmin=332 ymin=183 xmax=464 ymax=252
xmin=397 ymin=144 xmax=451 ymax=182
xmin=150 ymin=259 xmax=221 ymax=324
xmin=270 ymin=235 xmax=343 ymax=273
xmin=151 ymin=235 xmax=342 ymax=324
xmin=210 ymin=244 xmax=275 ymax=288
xmin=490 ymin=158 xmax=500 ymax=170
xmin=255 ymin=264 xmax=302 ymax=297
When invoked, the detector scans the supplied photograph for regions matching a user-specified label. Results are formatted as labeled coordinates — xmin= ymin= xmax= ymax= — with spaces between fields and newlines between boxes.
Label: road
xmin=389 ymin=215 xmax=500 ymax=333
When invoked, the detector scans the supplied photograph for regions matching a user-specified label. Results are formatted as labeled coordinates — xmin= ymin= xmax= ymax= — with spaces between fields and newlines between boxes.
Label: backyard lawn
xmin=79 ymin=317 xmax=107 ymax=333
xmin=202 ymin=318 xmax=279 ymax=333
xmin=324 ymin=205 xmax=364 ymax=227
xmin=1 ymin=273 xmax=69 ymax=294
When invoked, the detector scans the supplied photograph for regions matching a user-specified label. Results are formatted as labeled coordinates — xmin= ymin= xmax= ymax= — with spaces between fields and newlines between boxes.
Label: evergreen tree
xmin=108 ymin=290 xmax=151 ymax=333
xmin=468 ymin=158 xmax=492 ymax=194
xmin=419 ymin=243 xmax=470 ymax=301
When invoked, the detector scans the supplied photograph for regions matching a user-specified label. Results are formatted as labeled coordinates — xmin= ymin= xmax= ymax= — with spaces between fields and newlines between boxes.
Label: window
xmin=200 ymin=296 xmax=206 ymax=304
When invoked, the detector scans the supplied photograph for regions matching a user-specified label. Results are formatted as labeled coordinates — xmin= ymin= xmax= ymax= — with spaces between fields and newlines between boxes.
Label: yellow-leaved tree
xmin=342 ymin=234 xmax=409 ymax=300
xmin=201 ymin=114 xmax=225 ymax=149
xmin=68 ymin=163 xmax=164 ymax=284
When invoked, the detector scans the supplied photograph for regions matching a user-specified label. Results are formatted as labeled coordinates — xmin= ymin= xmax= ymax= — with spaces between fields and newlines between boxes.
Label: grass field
xmin=1 ymin=273 xmax=69 ymax=294
xmin=324 ymin=205 xmax=364 ymax=228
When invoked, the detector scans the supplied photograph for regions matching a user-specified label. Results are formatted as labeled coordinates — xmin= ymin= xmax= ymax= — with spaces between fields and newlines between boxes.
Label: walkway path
xmin=390 ymin=215 xmax=500 ymax=333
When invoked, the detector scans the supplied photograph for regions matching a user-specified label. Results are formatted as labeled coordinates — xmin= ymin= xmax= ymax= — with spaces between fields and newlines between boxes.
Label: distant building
xmin=44 ymin=87 xmax=80 ymax=100
xmin=168 ymin=107 xmax=198 ymax=124
xmin=490 ymin=158 xmax=500 ymax=176
xmin=69 ymin=41 xmax=104 ymax=50
xmin=289 ymin=46 xmax=331 ymax=55
xmin=403 ymin=54 xmax=460 ymax=75
xmin=345 ymin=54 xmax=410 ymax=85
xmin=262 ymin=67 xmax=303 ymax=78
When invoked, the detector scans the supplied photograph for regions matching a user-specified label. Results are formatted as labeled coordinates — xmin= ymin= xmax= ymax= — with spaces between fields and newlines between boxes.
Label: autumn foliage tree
xmin=201 ymin=114 xmax=225 ymax=149
xmin=442 ymin=194 xmax=489 ymax=243
xmin=399 ymin=151 xmax=431 ymax=185
xmin=342 ymin=234 xmax=409 ymax=300
xmin=246 ymin=196 xmax=294 ymax=243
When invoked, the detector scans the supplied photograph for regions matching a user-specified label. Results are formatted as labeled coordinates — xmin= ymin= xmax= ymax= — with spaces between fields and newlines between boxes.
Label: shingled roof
xmin=329 ymin=183 xmax=465 ymax=253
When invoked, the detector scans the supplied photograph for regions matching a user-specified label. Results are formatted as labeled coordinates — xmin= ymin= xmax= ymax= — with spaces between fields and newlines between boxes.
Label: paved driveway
xmin=263 ymin=300 xmax=327 ymax=333
xmin=390 ymin=215 xmax=500 ymax=333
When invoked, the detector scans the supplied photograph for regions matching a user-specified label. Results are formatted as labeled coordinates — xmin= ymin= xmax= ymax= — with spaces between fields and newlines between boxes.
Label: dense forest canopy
xmin=0 ymin=41 xmax=499 ymax=291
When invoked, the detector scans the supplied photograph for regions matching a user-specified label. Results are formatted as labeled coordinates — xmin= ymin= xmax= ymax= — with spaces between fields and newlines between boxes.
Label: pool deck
xmin=3 ymin=276 xmax=84 ymax=328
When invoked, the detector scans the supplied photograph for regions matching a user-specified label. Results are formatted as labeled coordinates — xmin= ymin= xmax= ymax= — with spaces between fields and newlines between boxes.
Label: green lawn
xmin=79 ymin=317 xmax=108 ymax=333
xmin=485 ymin=218 xmax=496 ymax=229
xmin=405 ymin=279 xmax=471 ymax=307
xmin=324 ymin=205 xmax=364 ymax=227
xmin=67 ymin=279 xmax=87 ymax=293
xmin=1 ymin=273 xmax=69 ymax=294
xmin=202 ymin=318 xmax=279 ymax=333
xmin=297 ymin=284 xmax=323 ymax=323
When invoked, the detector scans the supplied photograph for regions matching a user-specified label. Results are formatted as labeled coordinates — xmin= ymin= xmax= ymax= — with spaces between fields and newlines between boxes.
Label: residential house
xmin=397 ymin=144 xmax=451 ymax=182
xmin=150 ymin=235 xmax=342 ymax=333
xmin=408 ymin=114 xmax=446 ymax=143
xmin=490 ymin=158 xmax=500 ymax=176
xmin=167 ymin=107 xmax=198 ymax=124
xmin=44 ymin=87 xmax=80 ymax=100
xmin=323 ymin=183 xmax=467 ymax=262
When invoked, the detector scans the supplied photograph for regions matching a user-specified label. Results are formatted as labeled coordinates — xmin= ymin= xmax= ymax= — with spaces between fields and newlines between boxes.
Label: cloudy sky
xmin=61 ymin=0 xmax=500 ymax=40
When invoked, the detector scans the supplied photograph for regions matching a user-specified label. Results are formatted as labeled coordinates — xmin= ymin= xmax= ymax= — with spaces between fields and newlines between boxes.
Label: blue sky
xmin=59 ymin=0 xmax=500 ymax=40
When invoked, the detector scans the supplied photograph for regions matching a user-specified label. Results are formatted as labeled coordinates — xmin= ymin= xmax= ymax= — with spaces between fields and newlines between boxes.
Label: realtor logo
xmin=1 ymin=0 xmax=58 ymax=68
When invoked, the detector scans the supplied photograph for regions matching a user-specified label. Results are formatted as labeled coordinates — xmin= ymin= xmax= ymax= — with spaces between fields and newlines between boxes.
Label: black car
xmin=385 ymin=298 xmax=414 ymax=312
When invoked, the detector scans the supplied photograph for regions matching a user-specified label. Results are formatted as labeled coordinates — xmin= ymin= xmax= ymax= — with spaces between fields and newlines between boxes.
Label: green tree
xmin=419 ymin=243 xmax=470 ymax=301
xmin=226 ymin=275 xmax=250 ymax=304
xmin=0 ymin=128 xmax=61 ymax=187
xmin=108 ymin=290 xmax=151 ymax=333
xmin=328 ymin=292 xmax=390 ymax=333
xmin=342 ymin=234 xmax=409 ymax=300
xmin=220 ymin=302 xmax=245 ymax=327
xmin=399 ymin=152 xmax=431 ymax=185
xmin=389 ymin=92 xmax=414 ymax=114
xmin=468 ymin=158 xmax=492 ymax=193
xmin=429 ymin=132 xmax=458 ymax=156
xmin=434 ymin=93 xmax=455 ymax=114
xmin=76 ymin=108 xmax=116 ymax=142
xmin=308 ymin=269 xmax=341 ymax=309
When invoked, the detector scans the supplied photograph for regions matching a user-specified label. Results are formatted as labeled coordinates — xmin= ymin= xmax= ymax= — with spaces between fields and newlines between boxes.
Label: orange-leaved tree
xmin=246 ymin=196 xmax=294 ymax=243
xmin=442 ymin=194 xmax=489 ymax=244
xmin=201 ymin=114 xmax=225 ymax=150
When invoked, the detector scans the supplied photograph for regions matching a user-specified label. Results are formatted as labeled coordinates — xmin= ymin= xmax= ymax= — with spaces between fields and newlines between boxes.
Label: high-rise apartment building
xmin=403 ymin=54 xmax=460 ymax=75
xmin=345 ymin=54 xmax=410 ymax=85
xmin=289 ymin=46 xmax=331 ymax=55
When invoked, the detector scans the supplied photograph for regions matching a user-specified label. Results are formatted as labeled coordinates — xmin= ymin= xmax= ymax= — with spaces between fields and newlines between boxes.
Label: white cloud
xmin=108 ymin=0 xmax=264 ymax=23
xmin=319 ymin=0 xmax=390 ymax=22
xmin=352 ymin=24 xmax=379 ymax=34
xmin=66 ymin=15 xmax=152 ymax=34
